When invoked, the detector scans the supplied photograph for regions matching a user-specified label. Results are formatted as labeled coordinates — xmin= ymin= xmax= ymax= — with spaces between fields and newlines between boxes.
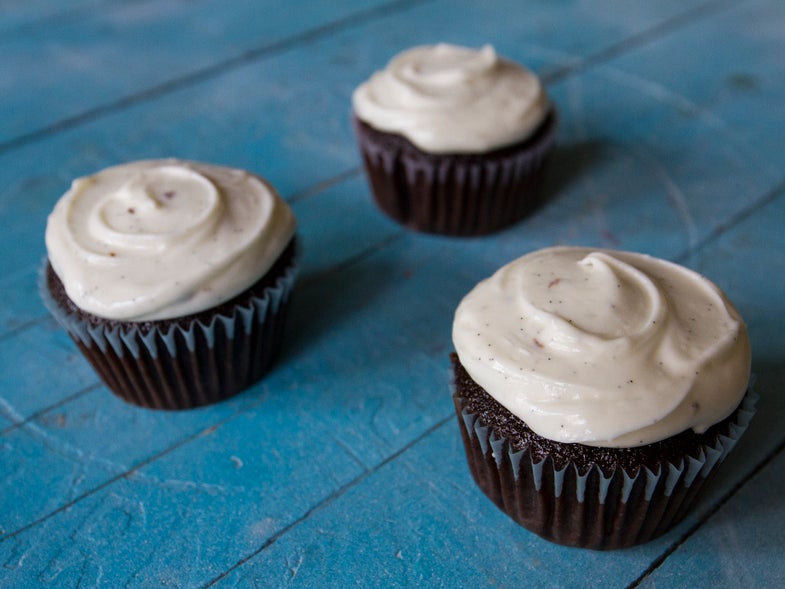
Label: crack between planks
xmin=626 ymin=434 xmax=785 ymax=589
xmin=0 ymin=315 xmax=49 ymax=345
xmin=0 ymin=410 xmax=248 ymax=543
xmin=0 ymin=382 xmax=101 ymax=437
xmin=298 ymin=231 xmax=405 ymax=289
xmin=541 ymin=0 xmax=741 ymax=85
xmin=0 ymin=0 xmax=434 ymax=157
xmin=202 ymin=413 xmax=454 ymax=588
xmin=673 ymin=178 xmax=785 ymax=266
xmin=287 ymin=166 xmax=363 ymax=205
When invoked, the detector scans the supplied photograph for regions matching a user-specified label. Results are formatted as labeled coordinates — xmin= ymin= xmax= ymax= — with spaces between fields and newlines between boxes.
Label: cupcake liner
xmin=352 ymin=110 xmax=557 ymax=236
xmin=39 ymin=247 xmax=299 ymax=410
xmin=453 ymin=387 xmax=757 ymax=550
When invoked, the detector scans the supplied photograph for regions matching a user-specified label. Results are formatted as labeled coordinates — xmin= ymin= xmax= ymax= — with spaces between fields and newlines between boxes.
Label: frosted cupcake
xmin=41 ymin=159 xmax=298 ymax=409
xmin=352 ymin=43 xmax=556 ymax=236
xmin=451 ymin=247 xmax=754 ymax=549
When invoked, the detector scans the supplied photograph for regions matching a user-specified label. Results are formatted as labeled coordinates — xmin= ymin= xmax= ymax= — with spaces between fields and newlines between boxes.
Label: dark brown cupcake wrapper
xmin=39 ymin=249 xmax=299 ymax=410
xmin=352 ymin=110 xmax=557 ymax=236
xmin=453 ymin=387 xmax=756 ymax=549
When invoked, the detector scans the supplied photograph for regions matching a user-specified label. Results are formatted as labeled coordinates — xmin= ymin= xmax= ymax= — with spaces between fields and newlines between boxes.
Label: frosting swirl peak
xmin=452 ymin=247 xmax=751 ymax=447
xmin=352 ymin=43 xmax=550 ymax=153
xmin=46 ymin=159 xmax=296 ymax=321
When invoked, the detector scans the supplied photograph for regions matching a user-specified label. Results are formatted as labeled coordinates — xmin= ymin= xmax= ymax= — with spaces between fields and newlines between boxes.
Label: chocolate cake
xmin=451 ymin=353 xmax=753 ymax=550
xmin=43 ymin=239 xmax=297 ymax=409
xmin=352 ymin=111 xmax=556 ymax=236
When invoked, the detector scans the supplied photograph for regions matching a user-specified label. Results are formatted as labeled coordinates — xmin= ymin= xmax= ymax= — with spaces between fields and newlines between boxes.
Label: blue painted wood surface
xmin=1 ymin=1 xmax=784 ymax=587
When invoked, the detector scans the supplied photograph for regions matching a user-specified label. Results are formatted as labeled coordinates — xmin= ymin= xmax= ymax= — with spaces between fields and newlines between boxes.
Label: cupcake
xmin=40 ymin=159 xmax=298 ymax=410
xmin=351 ymin=43 xmax=556 ymax=236
xmin=451 ymin=247 xmax=754 ymax=549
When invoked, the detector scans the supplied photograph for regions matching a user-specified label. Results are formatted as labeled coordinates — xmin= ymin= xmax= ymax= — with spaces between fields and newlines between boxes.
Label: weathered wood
xmin=1 ymin=0 xmax=784 ymax=587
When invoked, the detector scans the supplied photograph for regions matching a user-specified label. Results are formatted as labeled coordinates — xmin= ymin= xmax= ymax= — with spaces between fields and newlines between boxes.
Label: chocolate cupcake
xmin=40 ymin=159 xmax=299 ymax=410
xmin=451 ymin=247 xmax=754 ymax=549
xmin=352 ymin=43 xmax=556 ymax=236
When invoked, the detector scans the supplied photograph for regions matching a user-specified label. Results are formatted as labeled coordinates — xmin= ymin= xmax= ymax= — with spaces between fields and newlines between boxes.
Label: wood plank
xmin=636 ymin=448 xmax=785 ymax=589
xmin=2 ymin=0 xmax=784 ymax=586
xmin=630 ymin=144 xmax=785 ymax=588
xmin=595 ymin=0 xmax=785 ymax=174
xmin=0 ymin=0 xmax=400 ymax=145
xmin=210 ymin=420 xmax=673 ymax=588
xmin=0 ymin=321 xmax=98 ymax=425
xmin=0 ymin=394 xmax=367 ymax=586
xmin=0 ymin=0 xmax=115 ymax=35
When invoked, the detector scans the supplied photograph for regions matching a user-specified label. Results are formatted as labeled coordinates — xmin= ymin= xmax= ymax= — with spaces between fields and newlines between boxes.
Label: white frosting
xmin=45 ymin=159 xmax=296 ymax=321
xmin=452 ymin=247 xmax=751 ymax=447
xmin=352 ymin=43 xmax=550 ymax=154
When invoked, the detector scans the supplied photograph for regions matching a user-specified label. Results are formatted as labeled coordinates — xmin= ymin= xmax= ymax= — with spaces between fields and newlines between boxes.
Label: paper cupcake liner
xmin=352 ymin=111 xmax=557 ymax=236
xmin=452 ymin=388 xmax=757 ymax=550
xmin=39 ymin=246 xmax=299 ymax=410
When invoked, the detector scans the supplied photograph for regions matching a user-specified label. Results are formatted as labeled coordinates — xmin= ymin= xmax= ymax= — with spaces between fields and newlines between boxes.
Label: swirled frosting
xmin=352 ymin=43 xmax=550 ymax=154
xmin=452 ymin=247 xmax=751 ymax=447
xmin=45 ymin=159 xmax=296 ymax=321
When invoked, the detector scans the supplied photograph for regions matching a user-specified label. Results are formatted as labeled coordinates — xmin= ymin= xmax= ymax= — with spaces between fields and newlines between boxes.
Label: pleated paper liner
xmin=39 ymin=239 xmax=299 ymax=410
xmin=452 ymin=374 xmax=756 ymax=550
xmin=352 ymin=110 xmax=557 ymax=236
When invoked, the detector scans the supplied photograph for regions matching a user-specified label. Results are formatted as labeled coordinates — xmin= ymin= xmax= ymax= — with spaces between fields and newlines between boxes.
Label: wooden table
xmin=2 ymin=1 xmax=784 ymax=587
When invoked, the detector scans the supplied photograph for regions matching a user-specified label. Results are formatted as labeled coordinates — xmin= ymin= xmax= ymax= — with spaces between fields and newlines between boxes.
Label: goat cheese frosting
xmin=452 ymin=247 xmax=751 ymax=447
xmin=45 ymin=159 xmax=296 ymax=321
xmin=352 ymin=43 xmax=550 ymax=154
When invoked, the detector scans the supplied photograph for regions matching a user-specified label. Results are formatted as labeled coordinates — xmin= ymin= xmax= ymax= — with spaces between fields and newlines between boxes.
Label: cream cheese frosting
xmin=452 ymin=247 xmax=751 ymax=447
xmin=45 ymin=159 xmax=296 ymax=321
xmin=352 ymin=43 xmax=550 ymax=154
